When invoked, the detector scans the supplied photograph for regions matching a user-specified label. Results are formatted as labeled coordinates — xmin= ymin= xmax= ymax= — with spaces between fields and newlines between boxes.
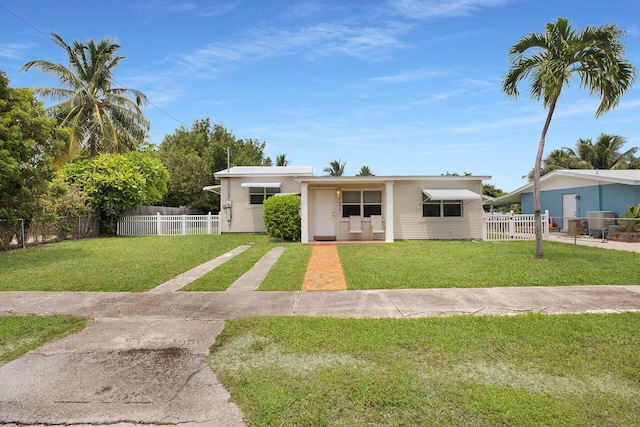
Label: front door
xmin=562 ymin=193 xmax=577 ymax=231
xmin=314 ymin=190 xmax=336 ymax=240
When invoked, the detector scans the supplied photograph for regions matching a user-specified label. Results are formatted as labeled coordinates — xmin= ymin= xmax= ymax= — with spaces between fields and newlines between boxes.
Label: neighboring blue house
xmin=496 ymin=170 xmax=640 ymax=231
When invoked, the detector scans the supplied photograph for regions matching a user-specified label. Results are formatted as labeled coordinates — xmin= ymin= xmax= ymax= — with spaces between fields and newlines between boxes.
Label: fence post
xmin=207 ymin=212 xmax=212 ymax=235
xmin=482 ymin=215 xmax=487 ymax=240
xmin=543 ymin=210 xmax=550 ymax=240
xmin=182 ymin=214 xmax=187 ymax=235
xmin=508 ymin=210 xmax=515 ymax=239
xmin=21 ymin=218 xmax=25 ymax=249
xmin=157 ymin=213 xmax=161 ymax=236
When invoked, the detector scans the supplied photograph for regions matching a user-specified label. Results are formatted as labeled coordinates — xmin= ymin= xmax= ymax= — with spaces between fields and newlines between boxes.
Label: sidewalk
xmin=2 ymin=245 xmax=640 ymax=426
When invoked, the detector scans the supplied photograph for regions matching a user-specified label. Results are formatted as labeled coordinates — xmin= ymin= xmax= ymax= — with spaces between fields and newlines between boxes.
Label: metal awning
xmin=240 ymin=182 xmax=282 ymax=188
xmin=421 ymin=188 xmax=481 ymax=201
xmin=202 ymin=185 xmax=221 ymax=194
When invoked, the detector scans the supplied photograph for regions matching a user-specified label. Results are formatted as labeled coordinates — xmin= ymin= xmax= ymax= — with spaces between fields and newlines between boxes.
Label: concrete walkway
xmin=2 ymin=244 xmax=640 ymax=426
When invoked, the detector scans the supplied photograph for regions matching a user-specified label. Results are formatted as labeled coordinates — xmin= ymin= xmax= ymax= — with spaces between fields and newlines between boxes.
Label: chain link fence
xmin=0 ymin=216 xmax=99 ymax=250
xmin=548 ymin=215 xmax=640 ymax=253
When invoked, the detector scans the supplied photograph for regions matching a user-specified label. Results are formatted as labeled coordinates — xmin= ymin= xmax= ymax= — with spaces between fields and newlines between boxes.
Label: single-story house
xmin=210 ymin=166 xmax=490 ymax=243
xmin=495 ymin=169 xmax=640 ymax=230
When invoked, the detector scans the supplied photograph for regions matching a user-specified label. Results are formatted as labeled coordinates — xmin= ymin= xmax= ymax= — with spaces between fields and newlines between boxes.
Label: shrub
xmin=58 ymin=152 xmax=169 ymax=234
xmin=263 ymin=194 xmax=301 ymax=241
xmin=619 ymin=204 xmax=640 ymax=232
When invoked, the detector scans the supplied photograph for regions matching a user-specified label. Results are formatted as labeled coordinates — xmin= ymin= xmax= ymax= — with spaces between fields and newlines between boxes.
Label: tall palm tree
xmin=502 ymin=18 xmax=636 ymax=259
xmin=356 ymin=165 xmax=375 ymax=176
xmin=22 ymin=33 xmax=149 ymax=164
xmin=275 ymin=153 xmax=290 ymax=166
xmin=566 ymin=133 xmax=637 ymax=170
xmin=323 ymin=159 xmax=346 ymax=176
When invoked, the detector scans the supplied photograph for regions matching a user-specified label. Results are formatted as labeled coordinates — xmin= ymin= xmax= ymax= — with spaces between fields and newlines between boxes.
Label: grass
xmin=0 ymin=234 xmax=261 ymax=292
xmin=208 ymin=313 xmax=640 ymax=426
xmin=338 ymin=240 xmax=640 ymax=289
xmin=0 ymin=316 xmax=87 ymax=365
xmin=183 ymin=239 xmax=280 ymax=291
xmin=2 ymin=236 xmax=639 ymax=292
xmin=184 ymin=240 xmax=312 ymax=291
xmin=260 ymin=244 xmax=313 ymax=291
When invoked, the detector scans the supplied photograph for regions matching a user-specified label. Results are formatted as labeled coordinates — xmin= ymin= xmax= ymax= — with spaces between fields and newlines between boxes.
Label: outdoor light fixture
xmin=336 ymin=188 xmax=341 ymax=196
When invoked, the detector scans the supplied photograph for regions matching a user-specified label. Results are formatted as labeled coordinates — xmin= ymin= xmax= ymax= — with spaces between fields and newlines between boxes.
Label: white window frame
xmin=249 ymin=186 xmax=280 ymax=205
xmin=422 ymin=194 xmax=463 ymax=218
xmin=341 ymin=190 xmax=382 ymax=218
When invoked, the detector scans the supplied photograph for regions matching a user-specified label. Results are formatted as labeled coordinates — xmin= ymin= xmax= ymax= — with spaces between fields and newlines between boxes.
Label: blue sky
xmin=2 ymin=0 xmax=640 ymax=192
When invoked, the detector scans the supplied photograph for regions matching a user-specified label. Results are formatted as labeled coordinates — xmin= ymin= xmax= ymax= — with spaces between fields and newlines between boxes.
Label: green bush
xmin=58 ymin=152 xmax=169 ymax=234
xmin=619 ymin=204 xmax=640 ymax=232
xmin=263 ymin=194 xmax=301 ymax=241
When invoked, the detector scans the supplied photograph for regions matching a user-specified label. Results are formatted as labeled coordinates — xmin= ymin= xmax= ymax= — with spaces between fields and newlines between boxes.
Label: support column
xmin=301 ymin=182 xmax=309 ymax=244
xmin=385 ymin=181 xmax=394 ymax=242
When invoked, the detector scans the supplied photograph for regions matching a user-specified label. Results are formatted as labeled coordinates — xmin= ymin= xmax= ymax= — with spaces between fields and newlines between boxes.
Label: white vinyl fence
xmin=117 ymin=213 xmax=221 ymax=236
xmin=483 ymin=210 xmax=549 ymax=241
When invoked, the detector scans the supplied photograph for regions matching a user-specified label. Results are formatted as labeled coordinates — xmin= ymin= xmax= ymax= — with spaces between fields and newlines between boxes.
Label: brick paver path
xmin=302 ymin=245 xmax=347 ymax=290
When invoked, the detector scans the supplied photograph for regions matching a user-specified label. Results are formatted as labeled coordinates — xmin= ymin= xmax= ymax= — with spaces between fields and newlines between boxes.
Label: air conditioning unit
xmin=586 ymin=211 xmax=615 ymax=232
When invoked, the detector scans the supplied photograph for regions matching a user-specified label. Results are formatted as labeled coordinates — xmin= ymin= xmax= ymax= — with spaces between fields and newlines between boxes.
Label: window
xmin=249 ymin=187 xmax=280 ymax=204
xmin=342 ymin=190 xmax=382 ymax=218
xmin=422 ymin=194 xmax=462 ymax=217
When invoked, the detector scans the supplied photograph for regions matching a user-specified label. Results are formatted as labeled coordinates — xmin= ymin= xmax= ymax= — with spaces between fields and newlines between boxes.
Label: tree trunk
xmin=533 ymin=97 xmax=558 ymax=259
xmin=89 ymin=133 xmax=97 ymax=158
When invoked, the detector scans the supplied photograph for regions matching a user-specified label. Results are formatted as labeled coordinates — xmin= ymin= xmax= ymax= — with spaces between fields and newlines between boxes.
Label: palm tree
xmin=356 ymin=165 xmax=374 ymax=176
xmin=276 ymin=153 xmax=290 ymax=166
xmin=526 ymin=149 xmax=581 ymax=180
xmin=565 ymin=133 xmax=637 ymax=170
xmin=323 ymin=159 xmax=346 ymax=176
xmin=502 ymin=18 xmax=636 ymax=259
xmin=22 ymin=33 xmax=149 ymax=164
xmin=530 ymin=134 xmax=639 ymax=180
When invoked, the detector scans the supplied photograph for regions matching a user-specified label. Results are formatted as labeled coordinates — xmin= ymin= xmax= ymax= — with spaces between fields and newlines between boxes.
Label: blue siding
xmin=520 ymin=183 xmax=640 ymax=217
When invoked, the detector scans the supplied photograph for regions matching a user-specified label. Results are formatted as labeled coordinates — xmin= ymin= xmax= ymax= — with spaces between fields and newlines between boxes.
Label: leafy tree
xmin=482 ymin=183 xmax=505 ymax=198
xmin=356 ymin=165 xmax=374 ymax=176
xmin=0 ymin=71 xmax=67 ymax=222
xmin=58 ymin=152 xmax=169 ymax=233
xmin=276 ymin=153 xmax=290 ymax=166
xmin=159 ymin=119 xmax=267 ymax=212
xmin=22 ymin=33 xmax=149 ymax=164
xmin=323 ymin=159 xmax=346 ymax=176
xmin=503 ymin=18 xmax=636 ymax=259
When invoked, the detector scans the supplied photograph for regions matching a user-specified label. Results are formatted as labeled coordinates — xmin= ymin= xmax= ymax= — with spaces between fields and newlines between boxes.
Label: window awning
xmin=202 ymin=185 xmax=221 ymax=194
xmin=240 ymin=182 xmax=282 ymax=188
xmin=422 ymin=188 xmax=481 ymax=201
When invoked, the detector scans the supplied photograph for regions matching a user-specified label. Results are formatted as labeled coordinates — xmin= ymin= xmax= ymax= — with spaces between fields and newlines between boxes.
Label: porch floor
xmin=306 ymin=239 xmax=386 ymax=245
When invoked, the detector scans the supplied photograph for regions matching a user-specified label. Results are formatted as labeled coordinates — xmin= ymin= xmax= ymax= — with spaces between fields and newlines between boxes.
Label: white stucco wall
xmin=219 ymin=175 xmax=302 ymax=233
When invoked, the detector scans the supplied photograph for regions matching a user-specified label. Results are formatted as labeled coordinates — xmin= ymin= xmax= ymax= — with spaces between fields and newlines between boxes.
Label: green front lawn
xmin=0 ymin=235 xmax=262 ymax=292
xmin=1 ymin=236 xmax=638 ymax=292
xmin=0 ymin=316 xmax=87 ymax=364
xmin=209 ymin=313 xmax=640 ymax=426
xmin=338 ymin=240 xmax=640 ymax=289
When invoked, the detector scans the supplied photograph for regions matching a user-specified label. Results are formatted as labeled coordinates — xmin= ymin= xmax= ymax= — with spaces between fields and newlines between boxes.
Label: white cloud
xmin=369 ymin=68 xmax=446 ymax=83
xmin=0 ymin=43 xmax=30 ymax=60
xmin=390 ymin=0 xmax=512 ymax=18
xmin=174 ymin=22 xmax=407 ymax=72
